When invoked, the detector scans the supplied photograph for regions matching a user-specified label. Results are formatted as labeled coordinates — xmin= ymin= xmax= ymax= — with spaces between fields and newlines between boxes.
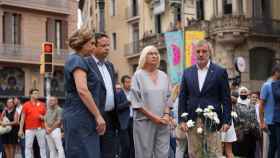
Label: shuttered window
xmin=3 ymin=12 xmax=21 ymax=44
xmin=46 ymin=18 xmax=68 ymax=49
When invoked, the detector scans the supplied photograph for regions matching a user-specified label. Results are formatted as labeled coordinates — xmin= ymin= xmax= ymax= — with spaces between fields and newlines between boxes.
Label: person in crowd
xmin=259 ymin=64 xmax=280 ymax=158
xmin=170 ymin=84 xmax=188 ymax=158
xmin=129 ymin=45 xmax=171 ymax=158
xmin=63 ymin=28 xmax=106 ymax=158
xmin=270 ymin=76 xmax=280 ymax=158
xmin=86 ymin=32 xmax=120 ymax=158
xmin=178 ymin=40 xmax=232 ymax=158
xmin=250 ymin=91 xmax=262 ymax=158
xmin=115 ymin=82 xmax=131 ymax=158
xmin=221 ymin=82 xmax=238 ymax=158
xmin=18 ymin=88 xmax=47 ymax=158
xmin=45 ymin=96 xmax=65 ymax=158
xmin=13 ymin=96 xmax=25 ymax=158
xmin=1 ymin=98 xmax=19 ymax=158
xmin=118 ymin=75 xmax=134 ymax=158
xmin=232 ymin=86 xmax=260 ymax=158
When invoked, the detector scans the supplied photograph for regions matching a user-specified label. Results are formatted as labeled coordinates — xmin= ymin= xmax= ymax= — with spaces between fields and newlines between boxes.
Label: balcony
xmin=125 ymin=33 xmax=165 ymax=57
xmin=0 ymin=44 xmax=68 ymax=66
xmin=0 ymin=0 xmax=69 ymax=14
xmin=208 ymin=15 xmax=250 ymax=49
xmin=125 ymin=6 xmax=140 ymax=23
xmin=249 ymin=18 xmax=280 ymax=37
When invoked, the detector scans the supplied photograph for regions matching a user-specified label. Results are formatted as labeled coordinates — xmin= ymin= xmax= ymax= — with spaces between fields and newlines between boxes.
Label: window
xmin=132 ymin=0 xmax=138 ymax=16
xmin=3 ymin=12 xmax=21 ymax=44
xmin=55 ymin=20 xmax=62 ymax=49
xmin=196 ymin=0 xmax=204 ymax=20
xmin=224 ymin=0 xmax=232 ymax=15
xmin=155 ymin=14 xmax=162 ymax=33
xmin=110 ymin=0 xmax=116 ymax=16
xmin=250 ymin=47 xmax=275 ymax=80
xmin=132 ymin=23 xmax=139 ymax=53
xmin=112 ymin=33 xmax=117 ymax=50
xmin=46 ymin=18 xmax=68 ymax=49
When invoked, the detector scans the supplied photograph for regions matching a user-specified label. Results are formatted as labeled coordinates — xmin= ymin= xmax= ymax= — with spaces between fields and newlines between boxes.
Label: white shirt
xmin=124 ymin=89 xmax=133 ymax=118
xmin=92 ymin=55 xmax=115 ymax=111
xmin=197 ymin=61 xmax=210 ymax=91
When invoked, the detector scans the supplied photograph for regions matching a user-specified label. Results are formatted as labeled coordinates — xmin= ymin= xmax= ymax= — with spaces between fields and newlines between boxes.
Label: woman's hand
xmin=95 ymin=115 xmax=106 ymax=135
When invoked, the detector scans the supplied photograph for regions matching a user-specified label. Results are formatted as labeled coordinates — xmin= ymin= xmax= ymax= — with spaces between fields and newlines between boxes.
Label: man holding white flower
xmin=178 ymin=40 xmax=232 ymax=158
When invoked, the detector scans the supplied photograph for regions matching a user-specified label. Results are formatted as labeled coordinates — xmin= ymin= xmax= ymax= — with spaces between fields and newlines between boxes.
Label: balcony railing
xmin=125 ymin=33 xmax=165 ymax=57
xmin=0 ymin=44 xmax=68 ymax=66
xmin=0 ymin=0 xmax=69 ymax=14
xmin=249 ymin=18 xmax=280 ymax=36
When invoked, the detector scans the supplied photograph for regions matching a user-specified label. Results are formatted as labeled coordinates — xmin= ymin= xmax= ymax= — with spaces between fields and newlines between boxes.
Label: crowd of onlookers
xmin=0 ymin=89 xmax=65 ymax=158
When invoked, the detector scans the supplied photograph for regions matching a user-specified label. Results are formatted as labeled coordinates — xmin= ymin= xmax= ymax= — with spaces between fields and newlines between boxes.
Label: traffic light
xmin=40 ymin=42 xmax=53 ymax=74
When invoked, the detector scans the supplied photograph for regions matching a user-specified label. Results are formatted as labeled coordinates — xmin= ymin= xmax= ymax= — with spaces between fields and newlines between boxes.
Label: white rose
xmin=207 ymin=105 xmax=215 ymax=110
xmin=186 ymin=120 xmax=195 ymax=128
xmin=204 ymin=108 xmax=211 ymax=113
xmin=181 ymin=112 xmax=188 ymax=118
xmin=197 ymin=127 xmax=203 ymax=134
xmin=195 ymin=108 xmax=203 ymax=113
xmin=231 ymin=111 xmax=238 ymax=118
xmin=214 ymin=117 xmax=220 ymax=124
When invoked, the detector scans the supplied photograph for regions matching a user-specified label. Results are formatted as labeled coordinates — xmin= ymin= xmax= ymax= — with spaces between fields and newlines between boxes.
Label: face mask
xmin=240 ymin=95 xmax=248 ymax=100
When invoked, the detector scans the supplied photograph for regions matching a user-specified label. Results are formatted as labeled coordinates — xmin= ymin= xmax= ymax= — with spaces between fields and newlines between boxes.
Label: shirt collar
xmin=197 ymin=60 xmax=210 ymax=70
xmin=92 ymin=55 xmax=105 ymax=66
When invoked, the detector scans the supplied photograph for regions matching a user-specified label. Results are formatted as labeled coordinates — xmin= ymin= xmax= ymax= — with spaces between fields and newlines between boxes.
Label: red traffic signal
xmin=43 ymin=42 xmax=53 ymax=54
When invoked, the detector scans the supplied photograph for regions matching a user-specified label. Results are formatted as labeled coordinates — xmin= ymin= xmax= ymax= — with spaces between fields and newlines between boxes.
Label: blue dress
xmin=63 ymin=53 xmax=100 ymax=158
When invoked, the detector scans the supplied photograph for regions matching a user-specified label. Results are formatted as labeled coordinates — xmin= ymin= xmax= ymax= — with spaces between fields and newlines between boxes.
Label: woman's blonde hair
xmin=137 ymin=45 xmax=161 ymax=69
xmin=68 ymin=27 xmax=94 ymax=52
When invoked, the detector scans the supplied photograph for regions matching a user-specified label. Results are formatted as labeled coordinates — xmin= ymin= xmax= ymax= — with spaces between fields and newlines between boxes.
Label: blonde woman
xmin=130 ymin=45 xmax=172 ymax=158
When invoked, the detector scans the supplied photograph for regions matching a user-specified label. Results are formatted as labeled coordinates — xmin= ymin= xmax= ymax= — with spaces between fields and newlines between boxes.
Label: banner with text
xmin=185 ymin=31 xmax=205 ymax=67
xmin=164 ymin=31 xmax=184 ymax=84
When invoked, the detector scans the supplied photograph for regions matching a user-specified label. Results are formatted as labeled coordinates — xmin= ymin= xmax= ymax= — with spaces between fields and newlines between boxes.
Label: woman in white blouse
xmin=129 ymin=45 xmax=172 ymax=158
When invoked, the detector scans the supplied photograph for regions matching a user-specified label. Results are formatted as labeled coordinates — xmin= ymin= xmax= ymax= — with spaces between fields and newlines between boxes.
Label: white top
xmin=197 ymin=61 xmax=210 ymax=91
xmin=92 ymin=55 xmax=115 ymax=111
xmin=124 ymin=89 xmax=133 ymax=118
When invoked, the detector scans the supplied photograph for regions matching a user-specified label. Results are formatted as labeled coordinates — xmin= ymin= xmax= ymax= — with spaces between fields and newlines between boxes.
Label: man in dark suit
xmin=116 ymin=75 xmax=135 ymax=158
xmin=115 ymin=81 xmax=132 ymax=158
xmin=86 ymin=32 xmax=120 ymax=158
xmin=178 ymin=40 xmax=232 ymax=158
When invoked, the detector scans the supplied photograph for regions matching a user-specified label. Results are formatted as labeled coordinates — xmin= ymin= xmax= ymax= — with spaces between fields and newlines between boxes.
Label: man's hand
xmin=259 ymin=121 xmax=267 ymax=130
xmin=221 ymin=124 xmax=230 ymax=132
xmin=18 ymin=130 xmax=24 ymax=138
xmin=95 ymin=115 xmax=106 ymax=135
xmin=46 ymin=127 xmax=52 ymax=135
xmin=179 ymin=122 xmax=188 ymax=132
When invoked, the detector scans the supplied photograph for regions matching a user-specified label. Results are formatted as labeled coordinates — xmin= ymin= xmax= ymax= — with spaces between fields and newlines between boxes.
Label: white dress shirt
xmin=197 ymin=61 xmax=210 ymax=91
xmin=124 ymin=89 xmax=133 ymax=118
xmin=92 ymin=55 xmax=115 ymax=111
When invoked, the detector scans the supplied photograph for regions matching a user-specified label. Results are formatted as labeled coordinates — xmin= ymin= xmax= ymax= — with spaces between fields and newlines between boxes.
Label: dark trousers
xmin=268 ymin=123 xmax=280 ymax=158
xmin=19 ymin=137 xmax=25 ymax=158
xmin=101 ymin=111 xmax=119 ymax=158
xmin=119 ymin=118 xmax=134 ymax=158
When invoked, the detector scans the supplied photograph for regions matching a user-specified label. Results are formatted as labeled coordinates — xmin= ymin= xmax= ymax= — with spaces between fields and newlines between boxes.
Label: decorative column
xmin=232 ymin=0 xmax=239 ymax=15
xmin=217 ymin=0 xmax=224 ymax=17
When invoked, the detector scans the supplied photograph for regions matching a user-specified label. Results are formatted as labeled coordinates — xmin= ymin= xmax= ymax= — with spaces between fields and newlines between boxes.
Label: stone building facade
xmin=0 ymin=0 xmax=78 ymax=98
xmin=80 ymin=0 xmax=280 ymax=90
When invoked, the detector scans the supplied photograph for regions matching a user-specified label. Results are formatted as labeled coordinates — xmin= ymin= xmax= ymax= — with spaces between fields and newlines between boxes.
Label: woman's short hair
xmin=68 ymin=28 xmax=94 ymax=51
xmin=137 ymin=45 xmax=161 ymax=70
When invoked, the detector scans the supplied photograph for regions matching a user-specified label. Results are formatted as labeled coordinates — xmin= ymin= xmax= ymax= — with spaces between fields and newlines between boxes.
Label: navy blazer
xmin=115 ymin=89 xmax=131 ymax=130
xmin=178 ymin=62 xmax=232 ymax=126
